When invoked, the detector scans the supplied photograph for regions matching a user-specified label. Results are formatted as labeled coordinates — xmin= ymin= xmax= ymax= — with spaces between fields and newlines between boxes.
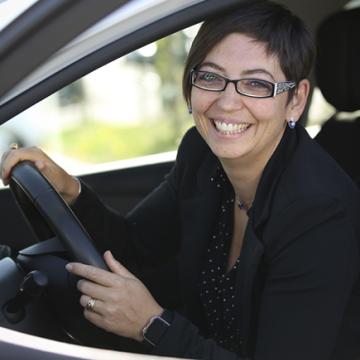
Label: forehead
xmin=202 ymin=33 xmax=284 ymax=79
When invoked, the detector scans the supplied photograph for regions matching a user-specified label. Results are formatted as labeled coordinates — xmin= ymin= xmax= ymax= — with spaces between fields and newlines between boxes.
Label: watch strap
xmin=142 ymin=309 xmax=173 ymax=348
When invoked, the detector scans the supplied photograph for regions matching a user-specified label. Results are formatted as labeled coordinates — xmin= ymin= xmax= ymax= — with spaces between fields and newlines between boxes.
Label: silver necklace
xmin=235 ymin=194 xmax=253 ymax=211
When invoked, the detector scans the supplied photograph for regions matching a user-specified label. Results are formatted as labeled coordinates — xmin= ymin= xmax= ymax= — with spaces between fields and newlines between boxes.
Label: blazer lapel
xmin=235 ymin=219 xmax=265 ymax=354
xmin=252 ymin=126 xmax=297 ymax=229
xmin=178 ymin=153 xmax=221 ymax=309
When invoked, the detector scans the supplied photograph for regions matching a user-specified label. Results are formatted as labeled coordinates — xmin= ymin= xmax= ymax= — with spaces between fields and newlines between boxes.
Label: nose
xmin=216 ymin=81 xmax=244 ymax=110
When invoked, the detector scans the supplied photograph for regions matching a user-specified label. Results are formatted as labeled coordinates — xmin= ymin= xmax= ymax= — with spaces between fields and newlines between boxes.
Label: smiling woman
xmin=0 ymin=1 xmax=360 ymax=360
xmin=189 ymin=32 xmax=309 ymax=165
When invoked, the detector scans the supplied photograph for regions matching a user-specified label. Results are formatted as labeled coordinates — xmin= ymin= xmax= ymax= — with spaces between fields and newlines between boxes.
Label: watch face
xmin=143 ymin=315 xmax=170 ymax=347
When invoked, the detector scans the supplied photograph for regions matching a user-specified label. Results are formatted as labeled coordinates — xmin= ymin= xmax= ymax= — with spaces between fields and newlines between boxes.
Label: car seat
xmin=314 ymin=6 xmax=360 ymax=186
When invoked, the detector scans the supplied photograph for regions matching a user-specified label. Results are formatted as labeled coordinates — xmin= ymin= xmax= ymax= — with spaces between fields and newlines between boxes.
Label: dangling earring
xmin=288 ymin=117 xmax=296 ymax=129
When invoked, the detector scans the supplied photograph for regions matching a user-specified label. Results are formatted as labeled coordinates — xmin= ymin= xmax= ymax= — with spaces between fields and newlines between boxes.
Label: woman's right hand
xmin=0 ymin=146 xmax=81 ymax=205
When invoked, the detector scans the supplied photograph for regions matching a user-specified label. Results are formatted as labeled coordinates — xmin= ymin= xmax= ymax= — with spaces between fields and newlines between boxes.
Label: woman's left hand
xmin=66 ymin=250 xmax=163 ymax=342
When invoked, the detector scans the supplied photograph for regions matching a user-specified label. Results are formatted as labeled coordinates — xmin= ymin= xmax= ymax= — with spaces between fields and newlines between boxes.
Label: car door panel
xmin=0 ymin=160 xmax=174 ymax=252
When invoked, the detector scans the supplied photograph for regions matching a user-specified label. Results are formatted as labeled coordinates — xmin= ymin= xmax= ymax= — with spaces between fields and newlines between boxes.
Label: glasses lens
xmin=237 ymin=79 xmax=273 ymax=97
xmin=193 ymin=71 xmax=225 ymax=90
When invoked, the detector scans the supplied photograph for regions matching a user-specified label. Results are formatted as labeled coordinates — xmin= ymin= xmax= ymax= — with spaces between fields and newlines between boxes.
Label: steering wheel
xmin=7 ymin=162 xmax=143 ymax=352
xmin=9 ymin=161 xmax=107 ymax=270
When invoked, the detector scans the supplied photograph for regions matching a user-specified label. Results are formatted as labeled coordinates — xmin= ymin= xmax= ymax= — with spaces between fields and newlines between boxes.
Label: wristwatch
xmin=142 ymin=310 xmax=173 ymax=347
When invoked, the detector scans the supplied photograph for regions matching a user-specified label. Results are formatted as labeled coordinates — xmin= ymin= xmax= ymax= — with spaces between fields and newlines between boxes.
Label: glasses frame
xmin=191 ymin=69 xmax=296 ymax=98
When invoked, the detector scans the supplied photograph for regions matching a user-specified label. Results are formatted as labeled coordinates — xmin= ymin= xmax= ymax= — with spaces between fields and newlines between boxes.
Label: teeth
xmin=214 ymin=121 xmax=250 ymax=134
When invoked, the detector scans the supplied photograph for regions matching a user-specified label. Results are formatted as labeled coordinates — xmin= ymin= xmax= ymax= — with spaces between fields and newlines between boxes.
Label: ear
xmin=286 ymin=78 xmax=311 ymax=121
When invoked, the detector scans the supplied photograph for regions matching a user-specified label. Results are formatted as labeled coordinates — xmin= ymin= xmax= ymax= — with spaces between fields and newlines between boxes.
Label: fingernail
xmin=66 ymin=263 xmax=73 ymax=271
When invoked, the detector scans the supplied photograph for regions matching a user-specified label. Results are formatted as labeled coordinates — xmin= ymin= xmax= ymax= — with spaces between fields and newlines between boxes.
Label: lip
xmin=210 ymin=117 xmax=252 ymax=137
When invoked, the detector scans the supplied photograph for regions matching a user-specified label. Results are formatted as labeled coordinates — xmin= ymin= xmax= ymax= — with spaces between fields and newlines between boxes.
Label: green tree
xmin=153 ymin=31 xmax=189 ymax=142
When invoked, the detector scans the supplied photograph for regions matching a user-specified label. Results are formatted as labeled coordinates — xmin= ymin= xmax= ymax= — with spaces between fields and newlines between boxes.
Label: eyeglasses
xmin=191 ymin=70 xmax=296 ymax=98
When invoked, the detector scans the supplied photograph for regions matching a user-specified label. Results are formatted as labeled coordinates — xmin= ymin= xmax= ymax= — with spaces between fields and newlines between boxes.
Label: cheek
xmin=248 ymin=99 xmax=288 ymax=127
xmin=191 ymin=89 xmax=217 ymax=113
xmin=191 ymin=92 xmax=216 ymax=134
xmin=192 ymin=112 xmax=212 ymax=140
xmin=248 ymin=98 xmax=273 ymax=117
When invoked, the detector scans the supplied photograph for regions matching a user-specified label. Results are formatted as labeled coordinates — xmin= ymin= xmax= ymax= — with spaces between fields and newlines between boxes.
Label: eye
xmin=240 ymin=79 xmax=273 ymax=96
xmin=245 ymin=79 xmax=272 ymax=89
xmin=194 ymin=71 xmax=225 ymax=90
xmin=198 ymin=71 xmax=221 ymax=82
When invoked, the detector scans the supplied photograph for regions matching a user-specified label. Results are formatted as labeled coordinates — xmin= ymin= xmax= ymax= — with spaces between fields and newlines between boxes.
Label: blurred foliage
xmin=52 ymin=30 xmax=194 ymax=163
xmin=57 ymin=118 xmax=192 ymax=163
xmin=153 ymin=32 xmax=188 ymax=139
xmin=57 ymin=80 xmax=86 ymax=107
xmin=126 ymin=31 xmax=189 ymax=142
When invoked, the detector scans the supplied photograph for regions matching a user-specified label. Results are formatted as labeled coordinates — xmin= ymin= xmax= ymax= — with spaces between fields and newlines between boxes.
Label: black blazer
xmin=73 ymin=125 xmax=360 ymax=360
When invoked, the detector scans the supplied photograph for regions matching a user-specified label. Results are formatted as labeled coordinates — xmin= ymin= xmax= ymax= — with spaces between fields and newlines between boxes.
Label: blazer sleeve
xmin=70 ymin=165 xmax=180 ymax=265
xmin=253 ymin=195 xmax=359 ymax=360
xmin=149 ymin=312 xmax=251 ymax=360
xmin=69 ymin=128 xmax=198 ymax=309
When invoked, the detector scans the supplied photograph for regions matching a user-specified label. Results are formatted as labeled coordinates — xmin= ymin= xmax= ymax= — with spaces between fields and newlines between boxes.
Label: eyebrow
xmin=199 ymin=61 xmax=276 ymax=82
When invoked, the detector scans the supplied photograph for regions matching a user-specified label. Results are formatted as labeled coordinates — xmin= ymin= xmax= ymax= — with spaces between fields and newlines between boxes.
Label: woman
xmin=1 ymin=1 xmax=360 ymax=359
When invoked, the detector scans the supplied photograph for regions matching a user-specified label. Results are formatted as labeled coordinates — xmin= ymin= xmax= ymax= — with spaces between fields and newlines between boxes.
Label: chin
xmin=208 ymin=142 xmax=248 ymax=160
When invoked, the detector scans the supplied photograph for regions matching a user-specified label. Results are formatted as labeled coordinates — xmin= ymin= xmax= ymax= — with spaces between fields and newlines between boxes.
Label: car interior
xmin=0 ymin=0 xmax=359 ymax=358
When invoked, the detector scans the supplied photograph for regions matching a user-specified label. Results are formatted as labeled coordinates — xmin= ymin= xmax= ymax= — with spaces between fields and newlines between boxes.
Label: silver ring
xmin=86 ymin=298 xmax=96 ymax=311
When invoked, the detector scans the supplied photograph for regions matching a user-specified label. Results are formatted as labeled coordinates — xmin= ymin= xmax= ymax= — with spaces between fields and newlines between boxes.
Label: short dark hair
xmin=182 ymin=0 xmax=315 ymax=105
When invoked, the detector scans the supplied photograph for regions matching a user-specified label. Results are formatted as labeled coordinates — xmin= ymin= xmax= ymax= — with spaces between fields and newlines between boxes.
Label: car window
xmin=346 ymin=0 xmax=360 ymax=8
xmin=306 ymin=87 xmax=335 ymax=137
xmin=0 ymin=25 xmax=200 ymax=175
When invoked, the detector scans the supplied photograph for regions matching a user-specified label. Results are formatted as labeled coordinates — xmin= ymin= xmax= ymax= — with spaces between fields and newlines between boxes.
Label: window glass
xmin=306 ymin=86 xmax=360 ymax=138
xmin=306 ymin=87 xmax=335 ymax=137
xmin=0 ymin=26 xmax=199 ymax=174
xmin=0 ymin=0 xmax=38 ymax=31
xmin=345 ymin=0 xmax=360 ymax=9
